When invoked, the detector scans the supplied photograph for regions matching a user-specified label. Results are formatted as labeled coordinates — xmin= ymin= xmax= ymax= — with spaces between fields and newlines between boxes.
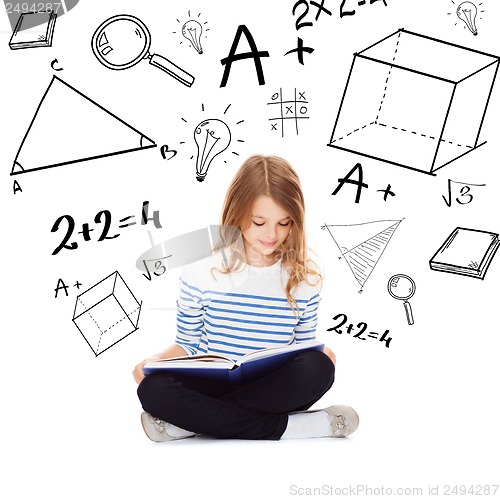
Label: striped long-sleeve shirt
xmin=175 ymin=253 xmax=321 ymax=362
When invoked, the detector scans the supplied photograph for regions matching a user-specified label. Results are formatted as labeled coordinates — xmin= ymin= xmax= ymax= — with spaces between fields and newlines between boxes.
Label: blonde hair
xmin=217 ymin=154 xmax=322 ymax=312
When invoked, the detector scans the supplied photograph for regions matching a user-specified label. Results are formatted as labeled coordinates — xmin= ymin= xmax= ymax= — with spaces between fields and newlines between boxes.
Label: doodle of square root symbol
xmin=328 ymin=29 xmax=500 ymax=175
xmin=72 ymin=271 xmax=142 ymax=356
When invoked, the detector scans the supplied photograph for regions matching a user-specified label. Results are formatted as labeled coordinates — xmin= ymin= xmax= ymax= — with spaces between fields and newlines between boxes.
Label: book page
xmin=151 ymin=353 xmax=234 ymax=364
xmin=145 ymin=357 xmax=233 ymax=369
xmin=237 ymin=340 xmax=323 ymax=364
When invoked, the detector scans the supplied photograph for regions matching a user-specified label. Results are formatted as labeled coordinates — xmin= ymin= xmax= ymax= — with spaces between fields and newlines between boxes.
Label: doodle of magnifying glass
xmin=387 ymin=274 xmax=416 ymax=325
xmin=91 ymin=15 xmax=194 ymax=87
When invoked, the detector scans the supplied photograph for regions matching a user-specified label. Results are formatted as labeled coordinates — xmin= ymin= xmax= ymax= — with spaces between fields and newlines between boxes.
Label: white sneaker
xmin=288 ymin=405 xmax=359 ymax=438
xmin=323 ymin=405 xmax=359 ymax=437
xmin=140 ymin=412 xmax=196 ymax=442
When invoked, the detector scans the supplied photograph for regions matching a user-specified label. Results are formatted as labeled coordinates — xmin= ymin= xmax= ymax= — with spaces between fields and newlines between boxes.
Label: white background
xmin=1 ymin=0 xmax=499 ymax=497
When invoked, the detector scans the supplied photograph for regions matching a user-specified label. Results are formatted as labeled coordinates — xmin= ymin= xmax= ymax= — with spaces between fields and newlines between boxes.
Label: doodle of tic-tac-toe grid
xmin=72 ymin=271 xmax=141 ymax=356
xmin=328 ymin=29 xmax=500 ymax=175
xmin=267 ymin=88 xmax=309 ymax=137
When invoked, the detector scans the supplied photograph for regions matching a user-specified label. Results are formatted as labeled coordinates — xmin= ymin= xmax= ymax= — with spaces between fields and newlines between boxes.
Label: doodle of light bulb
xmin=457 ymin=1 xmax=478 ymax=35
xmin=194 ymin=119 xmax=231 ymax=182
xmin=182 ymin=20 xmax=203 ymax=54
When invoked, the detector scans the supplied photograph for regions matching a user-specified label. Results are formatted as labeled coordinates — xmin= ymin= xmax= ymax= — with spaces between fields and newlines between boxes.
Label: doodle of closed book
xmin=143 ymin=340 xmax=324 ymax=384
xmin=429 ymin=227 xmax=500 ymax=279
xmin=9 ymin=11 xmax=57 ymax=50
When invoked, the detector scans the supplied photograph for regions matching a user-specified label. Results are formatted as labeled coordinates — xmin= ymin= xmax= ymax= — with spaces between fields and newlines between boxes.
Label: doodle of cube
xmin=328 ymin=29 xmax=499 ymax=175
xmin=72 ymin=271 xmax=141 ymax=356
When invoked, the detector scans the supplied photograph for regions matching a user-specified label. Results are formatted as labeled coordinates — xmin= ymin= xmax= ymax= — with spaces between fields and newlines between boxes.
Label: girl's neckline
xmin=246 ymin=259 xmax=282 ymax=270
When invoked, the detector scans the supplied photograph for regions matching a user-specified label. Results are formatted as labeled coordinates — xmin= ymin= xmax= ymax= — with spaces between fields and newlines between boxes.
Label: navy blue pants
xmin=137 ymin=349 xmax=335 ymax=440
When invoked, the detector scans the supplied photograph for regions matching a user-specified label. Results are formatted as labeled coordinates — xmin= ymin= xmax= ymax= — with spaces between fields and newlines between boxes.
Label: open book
xmin=143 ymin=340 xmax=324 ymax=383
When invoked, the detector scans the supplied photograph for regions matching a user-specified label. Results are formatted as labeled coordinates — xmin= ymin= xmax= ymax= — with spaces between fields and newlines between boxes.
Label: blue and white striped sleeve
xmin=175 ymin=271 xmax=205 ymax=356
xmin=294 ymin=293 xmax=321 ymax=343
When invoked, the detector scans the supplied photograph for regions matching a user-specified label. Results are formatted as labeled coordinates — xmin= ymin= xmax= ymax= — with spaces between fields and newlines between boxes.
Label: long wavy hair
xmin=217 ymin=154 xmax=322 ymax=312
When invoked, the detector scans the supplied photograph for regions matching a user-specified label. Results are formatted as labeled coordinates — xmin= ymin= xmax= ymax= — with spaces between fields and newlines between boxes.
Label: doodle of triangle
xmin=11 ymin=76 xmax=156 ymax=176
xmin=325 ymin=220 xmax=401 ymax=289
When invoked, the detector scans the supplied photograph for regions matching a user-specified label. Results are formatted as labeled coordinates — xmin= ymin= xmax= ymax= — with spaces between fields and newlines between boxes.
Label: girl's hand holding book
xmin=322 ymin=346 xmax=336 ymax=365
xmin=133 ymin=358 xmax=153 ymax=384
xmin=133 ymin=344 xmax=189 ymax=384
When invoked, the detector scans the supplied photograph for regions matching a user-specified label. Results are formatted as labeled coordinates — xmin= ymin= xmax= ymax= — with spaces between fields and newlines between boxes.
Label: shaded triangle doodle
xmin=11 ymin=76 xmax=156 ymax=175
xmin=324 ymin=220 xmax=402 ymax=289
